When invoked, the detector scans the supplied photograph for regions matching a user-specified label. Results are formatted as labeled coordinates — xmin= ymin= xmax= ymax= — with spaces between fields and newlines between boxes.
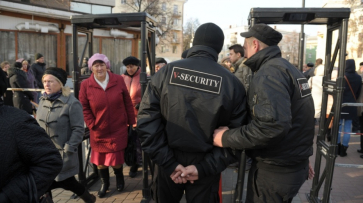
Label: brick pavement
xmin=52 ymin=132 xmax=363 ymax=203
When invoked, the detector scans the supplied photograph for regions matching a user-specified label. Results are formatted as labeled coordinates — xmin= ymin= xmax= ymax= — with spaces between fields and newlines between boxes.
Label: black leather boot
xmin=79 ymin=190 xmax=96 ymax=203
xmin=357 ymin=135 xmax=363 ymax=153
xmin=113 ymin=167 xmax=125 ymax=192
xmin=337 ymin=143 xmax=341 ymax=155
xmin=129 ymin=164 xmax=139 ymax=178
xmin=340 ymin=145 xmax=348 ymax=157
xmin=98 ymin=168 xmax=110 ymax=198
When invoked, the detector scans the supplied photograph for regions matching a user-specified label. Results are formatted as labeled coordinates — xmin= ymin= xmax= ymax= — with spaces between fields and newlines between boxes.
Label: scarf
xmin=43 ymin=91 xmax=62 ymax=102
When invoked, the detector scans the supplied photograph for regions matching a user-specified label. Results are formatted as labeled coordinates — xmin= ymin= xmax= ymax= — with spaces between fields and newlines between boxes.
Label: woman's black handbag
xmin=27 ymin=174 xmax=53 ymax=203
xmin=124 ymin=126 xmax=137 ymax=166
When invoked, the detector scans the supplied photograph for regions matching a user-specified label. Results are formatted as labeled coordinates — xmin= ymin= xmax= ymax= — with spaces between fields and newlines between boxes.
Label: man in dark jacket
xmin=8 ymin=63 xmax=34 ymax=114
xmin=137 ymin=23 xmax=248 ymax=203
xmin=30 ymin=53 xmax=46 ymax=89
xmin=213 ymin=23 xmax=315 ymax=203
xmin=0 ymin=100 xmax=63 ymax=202
xmin=338 ymin=59 xmax=362 ymax=156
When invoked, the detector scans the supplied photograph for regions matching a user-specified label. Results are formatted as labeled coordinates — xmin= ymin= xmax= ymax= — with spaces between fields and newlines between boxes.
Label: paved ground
xmin=52 ymin=131 xmax=363 ymax=203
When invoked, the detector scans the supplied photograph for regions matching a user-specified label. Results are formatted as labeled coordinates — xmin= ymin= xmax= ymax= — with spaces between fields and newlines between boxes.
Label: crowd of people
xmin=0 ymin=22 xmax=362 ymax=203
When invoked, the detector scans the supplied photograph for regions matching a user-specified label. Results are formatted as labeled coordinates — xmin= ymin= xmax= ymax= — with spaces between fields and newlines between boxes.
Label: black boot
xmin=79 ymin=190 xmax=96 ymax=203
xmin=340 ymin=145 xmax=348 ymax=157
xmin=337 ymin=143 xmax=341 ymax=155
xmin=358 ymin=135 xmax=363 ymax=153
xmin=113 ymin=167 xmax=125 ymax=192
xmin=98 ymin=168 xmax=110 ymax=198
xmin=129 ymin=164 xmax=139 ymax=178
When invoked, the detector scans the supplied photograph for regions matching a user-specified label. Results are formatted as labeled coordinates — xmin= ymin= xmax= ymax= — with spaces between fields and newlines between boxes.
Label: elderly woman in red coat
xmin=121 ymin=56 xmax=142 ymax=178
xmin=79 ymin=53 xmax=135 ymax=198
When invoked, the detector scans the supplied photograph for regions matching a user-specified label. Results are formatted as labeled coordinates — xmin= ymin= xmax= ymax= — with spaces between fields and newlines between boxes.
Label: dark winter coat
xmin=0 ymin=103 xmax=62 ymax=202
xmin=233 ymin=57 xmax=252 ymax=91
xmin=30 ymin=62 xmax=46 ymax=88
xmin=222 ymin=45 xmax=315 ymax=169
xmin=137 ymin=45 xmax=248 ymax=178
xmin=8 ymin=67 xmax=34 ymax=114
xmin=79 ymin=72 xmax=135 ymax=153
xmin=26 ymin=67 xmax=39 ymax=103
xmin=37 ymin=93 xmax=84 ymax=181
xmin=0 ymin=68 xmax=6 ymax=103
xmin=2 ymin=71 xmax=13 ymax=106
xmin=341 ymin=59 xmax=362 ymax=120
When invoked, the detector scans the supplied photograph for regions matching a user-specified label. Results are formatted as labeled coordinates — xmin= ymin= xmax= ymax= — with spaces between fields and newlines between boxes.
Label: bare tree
xmin=122 ymin=0 xmax=177 ymax=45
xmin=182 ymin=18 xmax=200 ymax=51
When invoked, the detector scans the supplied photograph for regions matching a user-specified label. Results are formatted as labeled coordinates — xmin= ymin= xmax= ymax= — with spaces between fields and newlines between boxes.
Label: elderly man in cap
xmin=137 ymin=23 xmax=247 ymax=202
xmin=213 ymin=23 xmax=315 ymax=203
xmin=155 ymin=57 xmax=167 ymax=72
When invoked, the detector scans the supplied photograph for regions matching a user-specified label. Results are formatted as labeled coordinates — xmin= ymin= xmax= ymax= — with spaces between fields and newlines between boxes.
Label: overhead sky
xmin=183 ymin=0 xmax=326 ymax=35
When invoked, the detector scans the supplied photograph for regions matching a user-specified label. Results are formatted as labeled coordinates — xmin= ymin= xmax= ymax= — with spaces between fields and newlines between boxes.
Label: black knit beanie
xmin=14 ymin=62 xmax=22 ymax=69
xmin=192 ymin=23 xmax=224 ymax=53
xmin=35 ymin=53 xmax=43 ymax=60
xmin=122 ymin=56 xmax=140 ymax=66
xmin=44 ymin=67 xmax=67 ymax=86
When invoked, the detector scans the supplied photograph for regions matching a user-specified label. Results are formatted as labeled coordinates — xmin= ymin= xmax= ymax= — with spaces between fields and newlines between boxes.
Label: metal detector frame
xmin=70 ymin=12 xmax=157 ymax=203
xmin=245 ymin=7 xmax=350 ymax=203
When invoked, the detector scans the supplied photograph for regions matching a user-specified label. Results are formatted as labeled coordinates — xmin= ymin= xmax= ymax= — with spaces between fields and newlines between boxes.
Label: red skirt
xmin=91 ymin=150 xmax=125 ymax=166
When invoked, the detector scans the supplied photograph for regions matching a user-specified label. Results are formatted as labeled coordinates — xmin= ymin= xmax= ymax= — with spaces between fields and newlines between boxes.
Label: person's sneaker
xmin=360 ymin=154 xmax=363 ymax=159
xmin=357 ymin=149 xmax=363 ymax=153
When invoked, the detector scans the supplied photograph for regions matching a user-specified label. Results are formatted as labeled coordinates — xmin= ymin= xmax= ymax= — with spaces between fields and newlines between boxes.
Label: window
xmin=173 ymin=18 xmax=178 ymax=26
xmin=0 ymin=31 xmax=16 ymax=65
xmin=161 ymin=17 xmax=166 ymax=24
xmin=162 ymin=3 xmax=166 ymax=11
xmin=66 ymin=36 xmax=100 ymax=76
xmin=173 ymin=32 xmax=178 ymax=40
xmin=161 ymin=45 xmax=165 ymax=53
xmin=308 ymin=54 xmax=311 ymax=58
xmin=17 ymin=32 xmax=57 ymax=68
xmin=121 ymin=0 xmax=126 ymax=4
xmin=70 ymin=2 xmax=92 ymax=13
xmin=358 ymin=46 xmax=363 ymax=58
xmin=173 ymin=5 xmax=178 ymax=14
xmin=172 ymin=45 xmax=177 ymax=53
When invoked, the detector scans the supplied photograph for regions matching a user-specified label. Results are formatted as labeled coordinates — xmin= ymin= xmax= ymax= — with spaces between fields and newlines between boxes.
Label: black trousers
xmin=156 ymin=150 xmax=220 ymax=203
xmin=246 ymin=162 xmax=309 ymax=203
xmin=48 ymin=176 xmax=85 ymax=196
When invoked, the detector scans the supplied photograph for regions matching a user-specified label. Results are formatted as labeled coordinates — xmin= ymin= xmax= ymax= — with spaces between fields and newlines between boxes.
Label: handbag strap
xmin=344 ymin=76 xmax=357 ymax=101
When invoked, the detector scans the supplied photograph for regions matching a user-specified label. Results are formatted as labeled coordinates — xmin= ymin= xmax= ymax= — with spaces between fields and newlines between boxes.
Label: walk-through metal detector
xmin=70 ymin=13 xmax=157 ymax=202
xmin=238 ymin=7 xmax=350 ymax=203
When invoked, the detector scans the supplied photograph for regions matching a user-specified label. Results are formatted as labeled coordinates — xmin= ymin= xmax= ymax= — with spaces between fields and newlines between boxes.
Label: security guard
xmin=137 ymin=23 xmax=248 ymax=203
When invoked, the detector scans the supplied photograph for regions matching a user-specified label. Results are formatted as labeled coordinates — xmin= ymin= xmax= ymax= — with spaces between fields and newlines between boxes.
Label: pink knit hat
xmin=88 ymin=53 xmax=110 ymax=70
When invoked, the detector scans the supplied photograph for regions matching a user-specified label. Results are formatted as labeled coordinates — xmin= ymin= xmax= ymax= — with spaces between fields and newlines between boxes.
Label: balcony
xmin=172 ymin=11 xmax=182 ymax=17
xmin=171 ymin=38 xmax=180 ymax=44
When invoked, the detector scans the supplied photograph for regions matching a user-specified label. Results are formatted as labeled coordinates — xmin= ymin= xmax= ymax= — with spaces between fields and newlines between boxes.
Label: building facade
xmin=0 ymin=0 xmax=143 ymax=76
xmin=113 ymin=0 xmax=186 ymax=62
xmin=320 ymin=0 xmax=363 ymax=69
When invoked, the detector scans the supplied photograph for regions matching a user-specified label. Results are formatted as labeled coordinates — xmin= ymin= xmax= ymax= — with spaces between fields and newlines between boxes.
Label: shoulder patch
xmin=169 ymin=67 xmax=222 ymax=94
xmin=297 ymin=78 xmax=311 ymax=98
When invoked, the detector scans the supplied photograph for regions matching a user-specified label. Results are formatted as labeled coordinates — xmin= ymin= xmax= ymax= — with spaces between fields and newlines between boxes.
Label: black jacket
xmin=222 ymin=46 xmax=315 ymax=169
xmin=8 ymin=68 xmax=34 ymax=114
xmin=30 ymin=62 xmax=46 ymax=88
xmin=341 ymin=59 xmax=362 ymax=120
xmin=0 ymin=68 xmax=6 ymax=103
xmin=1 ymin=71 xmax=13 ymax=107
xmin=137 ymin=45 xmax=248 ymax=178
xmin=0 ymin=103 xmax=62 ymax=202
